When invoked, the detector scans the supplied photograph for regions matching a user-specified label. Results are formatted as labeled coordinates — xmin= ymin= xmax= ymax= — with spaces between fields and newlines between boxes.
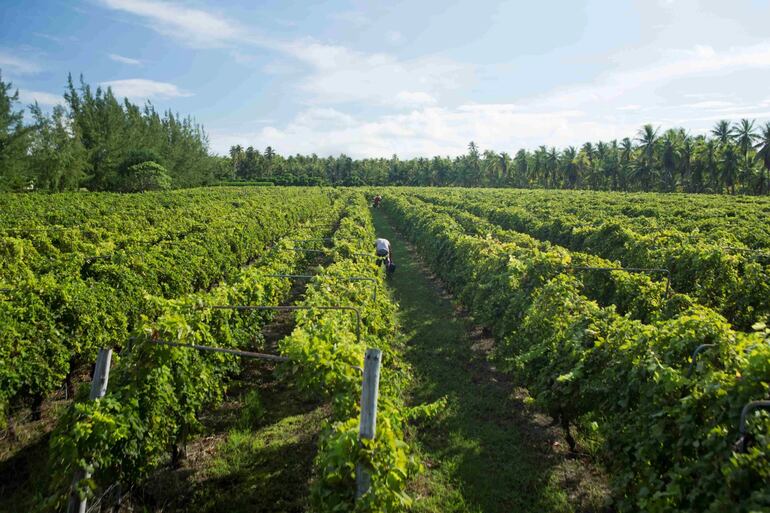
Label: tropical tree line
xmin=0 ymin=71 xmax=228 ymax=192
xmin=229 ymin=121 xmax=770 ymax=194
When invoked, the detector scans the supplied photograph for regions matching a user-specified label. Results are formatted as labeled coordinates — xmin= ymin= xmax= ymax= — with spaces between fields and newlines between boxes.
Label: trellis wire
xmin=197 ymin=304 xmax=362 ymax=346
xmin=152 ymin=339 xmax=289 ymax=362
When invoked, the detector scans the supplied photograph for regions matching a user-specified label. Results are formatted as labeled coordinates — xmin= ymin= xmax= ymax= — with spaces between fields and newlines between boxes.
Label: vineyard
xmin=0 ymin=186 xmax=768 ymax=513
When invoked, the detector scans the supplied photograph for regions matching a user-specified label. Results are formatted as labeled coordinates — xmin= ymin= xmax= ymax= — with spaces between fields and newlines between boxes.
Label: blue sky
xmin=2 ymin=0 xmax=770 ymax=157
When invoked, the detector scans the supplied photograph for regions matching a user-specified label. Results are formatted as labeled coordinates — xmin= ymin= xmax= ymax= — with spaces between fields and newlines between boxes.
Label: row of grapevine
xmin=383 ymin=194 xmax=769 ymax=513
xmin=0 ymin=188 xmax=339 ymax=426
xmin=408 ymin=188 xmax=770 ymax=248
xmin=278 ymin=194 xmax=424 ymax=511
xmin=408 ymin=195 xmax=677 ymax=325
xmin=47 ymin=193 xmax=425 ymax=512
xmin=46 ymin=197 xmax=344 ymax=509
xmin=410 ymin=188 xmax=770 ymax=330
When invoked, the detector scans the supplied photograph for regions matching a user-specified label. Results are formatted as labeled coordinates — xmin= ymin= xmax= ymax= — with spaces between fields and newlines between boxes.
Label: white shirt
xmin=375 ymin=238 xmax=390 ymax=252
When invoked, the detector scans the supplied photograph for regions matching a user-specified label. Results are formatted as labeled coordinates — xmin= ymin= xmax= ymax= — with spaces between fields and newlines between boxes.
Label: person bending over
xmin=375 ymin=237 xmax=393 ymax=264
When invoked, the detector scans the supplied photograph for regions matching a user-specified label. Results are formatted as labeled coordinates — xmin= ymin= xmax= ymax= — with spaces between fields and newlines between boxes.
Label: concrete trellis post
xmin=67 ymin=348 xmax=112 ymax=513
xmin=355 ymin=348 xmax=382 ymax=499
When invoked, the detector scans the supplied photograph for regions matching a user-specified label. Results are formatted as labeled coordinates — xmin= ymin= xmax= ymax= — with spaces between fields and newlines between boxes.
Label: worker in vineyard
xmin=375 ymin=236 xmax=394 ymax=272
xmin=373 ymin=194 xmax=382 ymax=208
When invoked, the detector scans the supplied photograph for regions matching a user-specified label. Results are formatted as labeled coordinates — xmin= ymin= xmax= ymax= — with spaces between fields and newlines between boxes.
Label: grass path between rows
xmin=371 ymin=208 xmax=610 ymax=513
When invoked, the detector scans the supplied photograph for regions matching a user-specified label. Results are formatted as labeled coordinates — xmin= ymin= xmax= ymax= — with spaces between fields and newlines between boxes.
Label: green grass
xmin=371 ymin=208 xmax=610 ymax=513
xmin=137 ymin=376 xmax=328 ymax=513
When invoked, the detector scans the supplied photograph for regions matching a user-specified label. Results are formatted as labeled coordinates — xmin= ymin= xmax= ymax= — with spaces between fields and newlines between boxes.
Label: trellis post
xmin=67 ymin=348 xmax=112 ymax=513
xmin=356 ymin=348 xmax=382 ymax=499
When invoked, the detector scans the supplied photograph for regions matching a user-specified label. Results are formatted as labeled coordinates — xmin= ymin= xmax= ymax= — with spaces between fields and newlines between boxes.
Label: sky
xmin=2 ymin=0 xmax=770 ymax=157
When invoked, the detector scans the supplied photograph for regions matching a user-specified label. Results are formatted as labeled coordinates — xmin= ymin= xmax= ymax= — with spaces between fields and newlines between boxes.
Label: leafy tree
xmin=118 ymin=161 xmax=172 ymax=192
xmin=0 ymin=72 xmax=30 ymax=190
xmin=27 ymin=103 xmax=89 ymax=191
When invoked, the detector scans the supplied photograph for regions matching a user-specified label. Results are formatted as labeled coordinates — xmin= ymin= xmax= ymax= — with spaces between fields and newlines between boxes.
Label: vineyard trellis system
xmin=68 ymin=299 xmax=380 ymax=511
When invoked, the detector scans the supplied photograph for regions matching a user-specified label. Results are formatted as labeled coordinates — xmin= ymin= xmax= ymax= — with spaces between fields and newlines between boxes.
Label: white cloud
xmin=99 ymin=79 xmax=192 ymax=100
xmin=98 ymin=0 xmax=248 ymax=47
xmin=209 ymin=105 xmax=636 ymax=158
xmin=97 ymin=0 xmax=469 ymax=108
xmin=617 ymin=104 xmax=642 ymax=111
xmin=537 ymin=42 xmax=770 ymax=110
xmin=18 ymin=89 xmax=62 ymax=107
xmin=109 ymin=53 xmax=142 ymax=65
xmin=395 ymin=91 xmax=437 ymax=107
xmin=280 ymin=41 xmax=469 ymax=106
xmin=0 ymin=50 xmax=41 ymax=75
xmin=681 ymin=100 xmax=734 ymax=109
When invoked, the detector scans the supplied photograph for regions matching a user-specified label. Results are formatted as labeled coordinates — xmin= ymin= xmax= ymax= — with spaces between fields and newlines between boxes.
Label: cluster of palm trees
xmin=224 ymin=119 xmax=770 ymax=194
xmin=500 ymin=119 xmax=770 ymax=194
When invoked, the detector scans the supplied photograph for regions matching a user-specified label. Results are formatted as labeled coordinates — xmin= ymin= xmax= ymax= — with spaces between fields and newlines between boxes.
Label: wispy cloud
xmin=535 ymin=43 xmax=770 ymax=109
xmin=98 ymin=0 xmax=248 ymax=47
xmin=18 ymin=89 xmax=62 ymax=107
xmin=395 ymin=91 xmax=437 ymax=107
xmin=33 ymin=32 xmax=78 ymax=45
xmin=0 ymin=50 xmax=42 ymax=75
xmin=99 ymin=78 xmax=193 ymax=100
xmin=109 ymin=53 xmax=142 ymax=65
xmin=209 ymin=105 xmax=631 ymax=158
xmin=97 ymin=0 xmax=469 ymax=108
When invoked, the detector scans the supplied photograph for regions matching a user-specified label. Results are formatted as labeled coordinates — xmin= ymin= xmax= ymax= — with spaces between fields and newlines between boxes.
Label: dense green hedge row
xmin=46 ymin=201 xmax=342 ymax=510
xmin=409 ymin=188 xmax=770 ymax=248
xmin=410 ymin=188 xmax=770 ymax=330
xmin=407 ymin=195 xmax=678 ymax=325
xmin=279 ymin=193 xmax=423 ymax=512
xmin=0 ymin=188 xmax=339 ymax=423
xmin=384 ymin=194 xmax=770 ymax=513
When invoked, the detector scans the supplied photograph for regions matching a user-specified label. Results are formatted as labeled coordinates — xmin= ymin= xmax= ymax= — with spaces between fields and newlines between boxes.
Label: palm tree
xmin=735 ymin=119 xmax=758 ymax=157
xmin=618 ymin=137 xmax=633 ymax=190
xmin=660 ymin=130 xmax=679 ymax=191
xmin=498 ymin=152 xmax=511 ymax=186
xmin=711 ymin=120 xmax=735 ymax=145
xmin=678 ymin=131 xmax=693 ymax=191
xmin=533 ymin=145 xmax=548 ymax=187
xmin=635 ymin=124 xmax=659 ymax=190
xmin=754 ymin=122 xmax=770 ymax=195
xmin=546 ymin=147 xmax=559 ymax=188
xmin=721 ymin=144 xmax=739 ymax=194
xmin=561 ymin=146 xmax=578 ymax=189
xmin=513 ymin=149 xmax=528 ymax=188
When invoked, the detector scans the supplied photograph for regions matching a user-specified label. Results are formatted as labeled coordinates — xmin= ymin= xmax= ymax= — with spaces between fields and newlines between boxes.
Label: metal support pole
xmin=562 ymin=265 xmax=672 ymax=297
xmin=738 ymin=400 xmax=770 ymax=452
xmin=151 ymin=339 xmax=289 ymax=361
xmin=686 ymin=343 xmax=716 ymax=377
xmin=67 ymin=348 xmax=112 ymax=513
xmin=356 ymin=348 xmax=382 ymax=499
